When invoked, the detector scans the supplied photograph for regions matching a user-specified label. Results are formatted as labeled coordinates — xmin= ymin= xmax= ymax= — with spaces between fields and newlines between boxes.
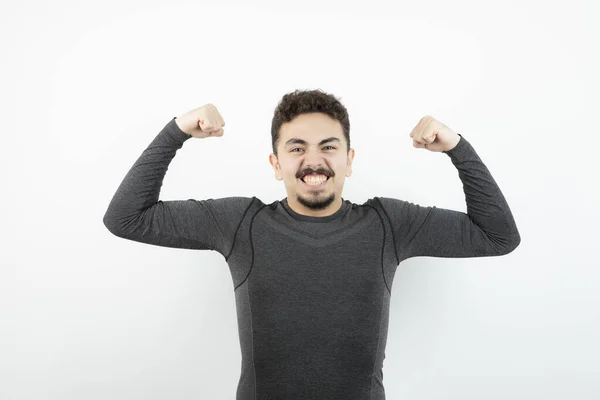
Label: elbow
xmin=499 ymin=231 xmax=521 ymax=255
xmin=103 ymin=212 xmax=124 ymax=237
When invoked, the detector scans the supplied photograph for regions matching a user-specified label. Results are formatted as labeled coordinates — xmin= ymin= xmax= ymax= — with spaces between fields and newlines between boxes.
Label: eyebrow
xmin=284 ymin=137 xmax=341 ymax=147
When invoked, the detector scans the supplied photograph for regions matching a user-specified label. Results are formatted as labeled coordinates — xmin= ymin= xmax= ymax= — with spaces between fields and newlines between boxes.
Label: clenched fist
xmin=175 ymin=103 xmax=226 ymax=139
xmin=409 ymin=115 xmax=461 ymax=152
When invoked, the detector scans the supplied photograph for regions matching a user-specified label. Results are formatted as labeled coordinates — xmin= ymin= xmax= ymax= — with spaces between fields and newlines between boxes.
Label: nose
xmin=303 ymin=162 xmax=327 ymax=174
xmin=303 ymin=151 xmax=326 ymax=168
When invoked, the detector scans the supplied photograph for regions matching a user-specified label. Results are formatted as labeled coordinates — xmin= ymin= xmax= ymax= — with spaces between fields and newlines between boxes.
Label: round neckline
xmin=281 ymin=197 xmax=348 ymax=222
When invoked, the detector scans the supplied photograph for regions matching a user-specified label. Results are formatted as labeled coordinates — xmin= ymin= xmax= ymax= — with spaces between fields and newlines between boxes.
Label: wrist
xmin=174 ymin=117 xmax=194 ymax=136
xmin=444 ymin=133 xmax=462 ymax=152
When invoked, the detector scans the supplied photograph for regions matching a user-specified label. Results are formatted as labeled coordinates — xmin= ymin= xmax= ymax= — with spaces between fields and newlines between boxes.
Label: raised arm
xmin=375 ymin=117 xmax=520 ymax=261
xmin=102 ymin=104 xmax=253 ymax=257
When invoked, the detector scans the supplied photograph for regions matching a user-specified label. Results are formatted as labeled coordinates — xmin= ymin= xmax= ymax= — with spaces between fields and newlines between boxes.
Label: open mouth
xmin=300 ymin=175 xmax=330 ymax=189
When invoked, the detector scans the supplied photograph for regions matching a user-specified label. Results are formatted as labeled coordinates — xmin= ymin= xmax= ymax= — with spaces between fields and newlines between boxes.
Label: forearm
xmin=443 ymin=135 xmax=521 ymax=252
xmin=102 ymin=117 xmax=191 ymax=235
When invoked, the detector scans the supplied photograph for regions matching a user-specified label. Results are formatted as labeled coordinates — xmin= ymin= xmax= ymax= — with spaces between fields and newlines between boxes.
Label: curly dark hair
xmin=271 ymin=89 xmax=350 ymax=156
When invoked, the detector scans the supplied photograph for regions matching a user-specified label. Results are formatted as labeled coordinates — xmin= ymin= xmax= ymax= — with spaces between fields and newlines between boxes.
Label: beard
xmin=296 ymin=191 xmax=336 ymax=211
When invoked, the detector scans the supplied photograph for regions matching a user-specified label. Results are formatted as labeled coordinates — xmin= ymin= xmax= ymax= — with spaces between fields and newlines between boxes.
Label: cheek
xmin=281 ymin=162 xmax=301 ymax=177
xmin=334 ymin=159 xmax=348 ymax=173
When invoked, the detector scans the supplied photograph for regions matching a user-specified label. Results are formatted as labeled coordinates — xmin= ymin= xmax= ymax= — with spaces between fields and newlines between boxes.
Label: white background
xmin=2 ymin=0 xmax=599 ymax=399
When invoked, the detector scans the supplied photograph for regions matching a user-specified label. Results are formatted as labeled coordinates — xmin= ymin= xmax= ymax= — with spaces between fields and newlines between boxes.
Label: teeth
xmin=303 ymin=175 xmax=327 ymax=185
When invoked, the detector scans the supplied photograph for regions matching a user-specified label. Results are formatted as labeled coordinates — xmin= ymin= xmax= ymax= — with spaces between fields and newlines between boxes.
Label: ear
xmin=346 ymin=148 xmax=355 ymax=177
xmin=269 ymin=153 xmax=283 ymax=180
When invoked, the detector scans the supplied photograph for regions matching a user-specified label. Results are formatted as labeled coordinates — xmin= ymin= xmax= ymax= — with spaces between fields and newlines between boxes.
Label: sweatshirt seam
xmin=225 ymin=197 xmax=258 ymax=261
xmin=235 ymin=204 xmax=269 ymax=291
xmin=363 ymin=204 xmax=391 ymax=295
xmin=406 ymin=206 xmax=437 ymax=251
xmin=374 ymin=197 xmax=400 ymax=266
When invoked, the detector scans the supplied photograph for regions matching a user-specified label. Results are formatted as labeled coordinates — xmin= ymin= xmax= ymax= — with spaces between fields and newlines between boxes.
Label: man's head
xmin=269 ymin=89 xmax=355 ymax=216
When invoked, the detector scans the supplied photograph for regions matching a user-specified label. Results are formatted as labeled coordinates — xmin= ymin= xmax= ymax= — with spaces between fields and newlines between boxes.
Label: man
xmin=103 ymin=89 xmax=520 ymax=399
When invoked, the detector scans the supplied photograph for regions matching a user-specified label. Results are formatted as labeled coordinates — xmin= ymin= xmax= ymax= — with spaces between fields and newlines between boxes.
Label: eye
xmin=291 ymin=146 xmax=336 ymax=152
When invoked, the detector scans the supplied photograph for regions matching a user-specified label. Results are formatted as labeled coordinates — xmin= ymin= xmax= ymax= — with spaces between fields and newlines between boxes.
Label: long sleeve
xmin=377 ymin=134 xmax=521 ymax=261
xmin=102 ymin=117 xmax=253 ymax=257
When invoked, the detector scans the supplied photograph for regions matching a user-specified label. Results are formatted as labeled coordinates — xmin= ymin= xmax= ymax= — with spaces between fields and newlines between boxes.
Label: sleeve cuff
xmin=164 ymin=117 xmax=192 ymax=143
xmin=442 ymin=133 xmax=471 ymax=161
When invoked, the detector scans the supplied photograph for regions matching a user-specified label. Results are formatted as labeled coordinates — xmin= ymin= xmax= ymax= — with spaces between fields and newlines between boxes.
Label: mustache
xmin=297 ymin=169 xmax=333 ymax=179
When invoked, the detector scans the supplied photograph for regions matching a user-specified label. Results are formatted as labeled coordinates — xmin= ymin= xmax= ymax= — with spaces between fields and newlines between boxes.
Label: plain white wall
xmin=2 ymin=0 xmax=599 ymax=399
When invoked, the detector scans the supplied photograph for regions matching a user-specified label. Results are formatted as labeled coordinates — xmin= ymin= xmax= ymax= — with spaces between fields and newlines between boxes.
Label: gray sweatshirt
xmin=103 ymin=117 xmax=520 ymax=399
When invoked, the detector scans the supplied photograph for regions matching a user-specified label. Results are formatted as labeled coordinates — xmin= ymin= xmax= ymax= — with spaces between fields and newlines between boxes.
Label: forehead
xmin=279 ymin=113 xmax=344 ymax=144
